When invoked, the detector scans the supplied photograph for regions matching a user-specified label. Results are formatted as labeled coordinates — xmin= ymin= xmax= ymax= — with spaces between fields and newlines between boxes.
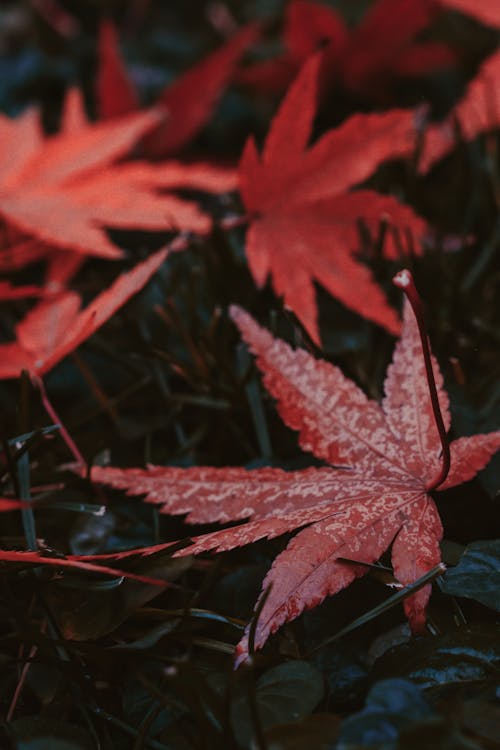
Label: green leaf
xmin=122 ymin=675 xmax=186 ymax=739
xmin=373 ymin=624 xmax=500 ymax=690
xmin=338 ymin=679 xmax=432 ymax=749
xmin=45 ymin=556 xmax=187 ymax=641
xmin=441 ymin=539 xmax=500 ymax=612
xmin=313 ymin=643 xmax=368 ymax=708
xmin=231 ymin=661 xmax=324 ymax=747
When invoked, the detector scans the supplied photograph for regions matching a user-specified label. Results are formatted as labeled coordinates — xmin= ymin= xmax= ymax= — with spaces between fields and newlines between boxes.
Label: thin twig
xmin=31 ymin=374 xmax=85 ymax=467
xmin=7 ymin=619 xmax=47 ymax=722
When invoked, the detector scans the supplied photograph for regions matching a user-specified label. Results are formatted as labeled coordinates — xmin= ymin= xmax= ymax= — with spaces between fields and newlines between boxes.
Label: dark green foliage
xmin=0 ymin=1 xmax=499 ymax=748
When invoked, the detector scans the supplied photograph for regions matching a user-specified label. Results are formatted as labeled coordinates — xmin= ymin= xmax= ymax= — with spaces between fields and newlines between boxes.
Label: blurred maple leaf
xmin=82 ymin=277 xmax=500 ymax=662
xmin=439 ymin=0 xmax=500 ymax=28
xmin=0 ymin=247 xmax=167 ymax=379
xmin=96 ymin=20 xmax=259 ymax=157
xmin=0 ymin=89 xmax=237 ymax=267
xmin=239 ymin=54 xmax=428 ymax=343
xmin=0 ymin=281 xmax=45 ymax=300
xmin=0 ymin=498 xmax=27 ymax=511
xmin=420 ymin=4 xmax=500 ymax=172
xmin=238 ymin=0 xmax=454 ymax=101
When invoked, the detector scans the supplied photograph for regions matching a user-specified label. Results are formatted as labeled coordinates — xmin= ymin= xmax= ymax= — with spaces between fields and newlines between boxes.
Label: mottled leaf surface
xmin=85 ymin=302 xmax=500 ymax=662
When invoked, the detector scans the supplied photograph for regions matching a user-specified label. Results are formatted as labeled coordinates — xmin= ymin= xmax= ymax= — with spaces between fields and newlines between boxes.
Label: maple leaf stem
xmin=31 ymin=374 xmax=86 ymax=468
xmin=393 ymin=270 xmax=450 ymax=490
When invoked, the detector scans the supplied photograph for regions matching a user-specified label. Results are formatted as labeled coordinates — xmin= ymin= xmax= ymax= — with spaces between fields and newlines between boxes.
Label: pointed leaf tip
xmin=97 ymin=19 xmax=140 ymax=120
xmin=144 ymin=22 xmax=259 ymax=157
xmin=263 ymin=51 xmax=323 ymax=165
xmin=238 ymin=56 xmax=427 ymax=341
xmin=229 ymin=304 xmax=246 ymax=325
xmin=84 ymin=282 xmax=495 ymax=657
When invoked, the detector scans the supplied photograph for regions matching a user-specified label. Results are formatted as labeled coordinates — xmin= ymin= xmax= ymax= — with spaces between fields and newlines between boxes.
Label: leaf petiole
xmin=393 ymin=270 xmax=450 ymax=490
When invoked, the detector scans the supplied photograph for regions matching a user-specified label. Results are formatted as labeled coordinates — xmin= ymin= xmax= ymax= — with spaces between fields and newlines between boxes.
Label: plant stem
xmin=7 ymin=623 xmax=45 ymax=722
xmin=308 ymin=563 xmax=447 ymax=654
xmin=31 ymin=374 xmax=85 ymax=467
xmin=393 ymin=269 xmax=450 ymax=490
xmin=17 ymin=373 xmax=37 ymax=551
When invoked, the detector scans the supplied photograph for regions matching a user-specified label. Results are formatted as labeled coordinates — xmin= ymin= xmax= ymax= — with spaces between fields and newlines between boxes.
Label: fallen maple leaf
xmin=238 ymin=0 xmax=454 ymax=101
xmin=0 ymin=247 xmax=168 ymax=379
xmin=239 ymin=53 xmax=428 ymax=343
xmin=83 ymin=272 xmax=500 ymax=663
xmin=97 ymin=20 xmax=259 ymax=157
xmin=0 ymin=89 xmax=237 ymax=264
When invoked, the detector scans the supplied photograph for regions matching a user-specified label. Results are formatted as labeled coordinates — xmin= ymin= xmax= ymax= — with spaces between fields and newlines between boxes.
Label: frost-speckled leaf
xmin=83 ymin=302 xmax=500 ymax=663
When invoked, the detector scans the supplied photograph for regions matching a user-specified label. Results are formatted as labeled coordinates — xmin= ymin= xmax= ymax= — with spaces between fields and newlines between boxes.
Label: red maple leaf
xmin=238 ymin=0 xmax=454 ymax=101
xmin=96 ymin=20 xmax=258 ymax=157
xmin=239 ymin=54 xmax=428 ymax=343
xmin=0 ymin=247 xmax=167 ymax=379
xmin=83 ymin=272 xmax=500 ymax=663
xmin=0 ymin=89 xmax=237 ymax=265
